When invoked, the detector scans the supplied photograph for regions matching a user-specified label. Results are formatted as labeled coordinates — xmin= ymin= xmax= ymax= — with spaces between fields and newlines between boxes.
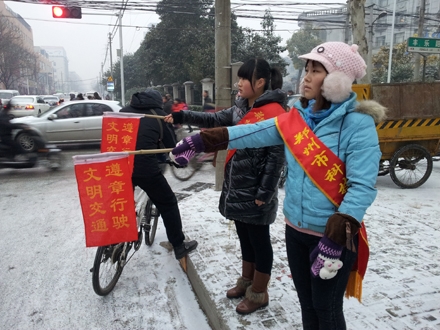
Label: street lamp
xmin=367 ymin=11 xmax=388 ymax=83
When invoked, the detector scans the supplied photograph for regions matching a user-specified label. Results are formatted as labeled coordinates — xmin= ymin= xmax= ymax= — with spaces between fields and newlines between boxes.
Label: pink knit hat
xmin=299 ymin=42 xmax=367 ymax=103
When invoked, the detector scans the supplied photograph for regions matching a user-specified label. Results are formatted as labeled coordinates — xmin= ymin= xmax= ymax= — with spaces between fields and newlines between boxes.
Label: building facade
xmin=34 ymin=47 xmax=54 ymax=95
xmin=0 ymin=1 xmax=37 ymax=93
xmin=298 ymin=0 xmax=440 ymax=53
xmin=366 ymin=0 xmax=440 ymax=51
xmin=39 ymin=46 xmax=70 ymax=93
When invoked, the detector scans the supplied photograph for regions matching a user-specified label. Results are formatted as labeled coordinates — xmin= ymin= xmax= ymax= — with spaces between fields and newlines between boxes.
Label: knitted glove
xmin=170 ymin=135 xmax=205 ymax=166
xmin=169 ymin=148 xmax=195 ymax=166
xmin=173 ymin=135 xmax=205 ymax=154
xmin=310 ymin=235 xmax=344 ymax=280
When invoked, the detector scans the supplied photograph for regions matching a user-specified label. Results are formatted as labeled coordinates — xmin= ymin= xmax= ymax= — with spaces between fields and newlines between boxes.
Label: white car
xmin=0 ymin=89 xmax=20 ymax=108
xmin=9 ymin=95 xmax=51 ymax=117
xmin=11 ymin=100 xmax=121 ymax=152
xmin=42 ymin=95 xmax=61 ymax=107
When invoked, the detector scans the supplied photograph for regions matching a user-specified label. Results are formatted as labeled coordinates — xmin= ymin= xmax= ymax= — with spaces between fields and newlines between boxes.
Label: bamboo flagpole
xmin=142 ymin=114 xmax=168 ymax=120
xmin=126 ymin=148 xmax=173 ymax=155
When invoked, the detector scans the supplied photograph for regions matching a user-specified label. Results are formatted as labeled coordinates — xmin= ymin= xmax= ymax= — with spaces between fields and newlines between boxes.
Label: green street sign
xmin=407 ymin=37 xmax=440 ymax=54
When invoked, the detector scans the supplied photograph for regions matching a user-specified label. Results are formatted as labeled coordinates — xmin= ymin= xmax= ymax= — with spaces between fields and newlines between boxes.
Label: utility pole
xmin=214 ymin=0 xmax=231 ymax=191
xmin=414 ymin=0 xmax=426 ymax=81
xmin=367 ymin=8 xmax=387 ymax=83
xmin=109 ymin=33 xmax=114 ymax=100
xmin=344 ymin=0 xmax=350 ymax=44
xmin=348 ymin=0 xmax=369 ymax=83
xmin=118 ymin=11 xmax=125 ymax=105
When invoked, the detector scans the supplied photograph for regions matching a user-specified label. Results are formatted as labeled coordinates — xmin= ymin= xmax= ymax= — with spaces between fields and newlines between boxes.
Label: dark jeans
xmin=132 ymin=174 xmax=185 ymax=247
xmin=235 ymin=221 xmax=273 ymax=275
xmin=285 ymin=224 xmax=357 ymax=330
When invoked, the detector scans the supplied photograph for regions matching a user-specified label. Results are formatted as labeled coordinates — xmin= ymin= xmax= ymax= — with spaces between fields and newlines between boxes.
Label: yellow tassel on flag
xmin=345 ymin=271 xmax=363 ymax=303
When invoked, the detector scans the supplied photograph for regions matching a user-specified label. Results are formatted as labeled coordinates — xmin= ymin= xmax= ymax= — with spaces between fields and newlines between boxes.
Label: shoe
xmin=236 ymin=270 xmax=270 ymax=315
xmin=174 ymin=240 xmax=198 ymax=259
xmin=226 ymin=277 xmax=252 ymax=299
xmin=226 ymin=261 xmax=255 ymax=299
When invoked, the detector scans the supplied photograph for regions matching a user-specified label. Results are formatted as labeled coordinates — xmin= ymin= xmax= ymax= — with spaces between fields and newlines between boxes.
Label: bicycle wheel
xmin=170 ymin=154 xmax=203 ymax=181
xmin=144 ymin=199 xmax=160 ymax=246
xmin=92 ymin=244 xmax=124 ymax=296
xmin=389 ymin=144 xmax=433 ymax=189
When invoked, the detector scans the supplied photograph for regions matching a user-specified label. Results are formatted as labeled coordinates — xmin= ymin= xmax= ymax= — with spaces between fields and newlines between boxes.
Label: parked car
xmin=11 ymin=100 xmax=121 ymax=152
xmin=42 ymin=95 xmax=60 ymax=107
xmin=0 ymin=89 xmax=20 ymax=108
xmin=9 ymin=95 xmax=51 ymax=118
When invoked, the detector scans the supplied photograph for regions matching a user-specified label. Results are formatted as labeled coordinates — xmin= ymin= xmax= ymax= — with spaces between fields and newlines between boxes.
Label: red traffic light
xmin=52 ymin=6 xmax=82 ymax=19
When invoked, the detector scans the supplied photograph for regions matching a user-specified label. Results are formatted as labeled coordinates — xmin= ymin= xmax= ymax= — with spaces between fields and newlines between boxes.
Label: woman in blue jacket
xmin=172 ymin=42 xmax=387 ymax=329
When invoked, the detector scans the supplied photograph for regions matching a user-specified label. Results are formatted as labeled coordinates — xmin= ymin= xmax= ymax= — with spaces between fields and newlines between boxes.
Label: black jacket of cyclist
xmin=120 ymin=89 xmax=197 ymax=259
xmin=0 ymin=102 xmax=22 ymax=158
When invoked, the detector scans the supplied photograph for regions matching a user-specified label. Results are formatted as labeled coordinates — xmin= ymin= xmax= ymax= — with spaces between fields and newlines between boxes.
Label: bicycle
xmin=171 ymin=151 xmax=215 ymax=181
xmin=170 ymin=126 xmax=215 ymax=181
xmin=90 ymin=186 xmax=160 ymax=296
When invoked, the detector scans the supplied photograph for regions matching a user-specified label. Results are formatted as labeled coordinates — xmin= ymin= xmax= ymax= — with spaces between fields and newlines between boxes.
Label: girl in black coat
xmin=165 ymin=59 xmax=285 ymax=314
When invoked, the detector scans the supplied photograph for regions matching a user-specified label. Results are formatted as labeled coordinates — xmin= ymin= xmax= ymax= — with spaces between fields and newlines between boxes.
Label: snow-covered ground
xmin=0 ymin=153 xmax=439 ymax=329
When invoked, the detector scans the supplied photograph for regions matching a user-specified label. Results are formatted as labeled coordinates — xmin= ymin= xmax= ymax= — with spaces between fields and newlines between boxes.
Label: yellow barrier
xmin=352 ymin=84 xmax=371 ymax=101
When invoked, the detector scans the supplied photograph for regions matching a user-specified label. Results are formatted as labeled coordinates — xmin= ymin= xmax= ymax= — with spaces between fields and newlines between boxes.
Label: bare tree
xmin=0 ymin=14 xmax=39 ymax=90
xmin=348 ymin=0 xmax=369 ymax=83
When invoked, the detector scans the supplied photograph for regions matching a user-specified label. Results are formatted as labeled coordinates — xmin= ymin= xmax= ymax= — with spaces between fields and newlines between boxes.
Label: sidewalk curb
xmin=186 ymin=255 xmax=228 ymax=330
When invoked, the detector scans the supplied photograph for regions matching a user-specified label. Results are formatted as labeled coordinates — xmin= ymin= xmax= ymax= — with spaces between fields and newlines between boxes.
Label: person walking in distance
xmin=162 ymin=94 xmax=173 ymax=115
xmin=171 ymin=42 xmax=387 ymax=328
xmin=165 ymin=58 xmax=286 ymax=315
xmin=202 ymin=90 xmax=215 ymax=112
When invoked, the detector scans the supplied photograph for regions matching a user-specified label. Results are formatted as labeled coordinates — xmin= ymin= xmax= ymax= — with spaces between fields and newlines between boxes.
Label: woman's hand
xmin=255 ymin=200 xmax=265 ymax=206
xmin=164 ymin=114 xmax=174 ymax=124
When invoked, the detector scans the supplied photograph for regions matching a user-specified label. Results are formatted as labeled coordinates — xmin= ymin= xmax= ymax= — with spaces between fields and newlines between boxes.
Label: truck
xmin=353 ymin=82 xmax=440 ymax=188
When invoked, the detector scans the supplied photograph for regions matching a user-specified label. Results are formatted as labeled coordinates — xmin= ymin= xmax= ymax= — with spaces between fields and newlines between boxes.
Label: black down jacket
xmin=178 ymin=89 xmax=286 ymax=225
xmin=120 ymin=90 xmax=177 ymax=177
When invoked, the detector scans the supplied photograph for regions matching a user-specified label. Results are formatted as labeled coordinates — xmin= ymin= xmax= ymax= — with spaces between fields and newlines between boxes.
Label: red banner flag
xmin=73 ymin=152 xmax=138 ymax=247
xmin=101 ymin=112 xmax=144 ymax=173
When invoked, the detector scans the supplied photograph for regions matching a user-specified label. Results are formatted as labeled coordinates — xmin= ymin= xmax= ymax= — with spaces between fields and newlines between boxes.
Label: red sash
xmin=275 ymin=108 xmax=369 ymax=302
xmin=225 ymin=103 xmax=286 ymax=166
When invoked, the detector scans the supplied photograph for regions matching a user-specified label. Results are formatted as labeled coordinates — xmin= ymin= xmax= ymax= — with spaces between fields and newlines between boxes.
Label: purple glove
xmin=172 ymin=135 xmax=205 ymax=154
xmin=310 ymin=236 xmax=344 ymax=280
xmin=170 ymin=135 xmax=205 ymax=166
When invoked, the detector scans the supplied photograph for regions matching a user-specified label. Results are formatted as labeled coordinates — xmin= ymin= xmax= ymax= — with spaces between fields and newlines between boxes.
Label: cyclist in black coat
xmin=0 ymin=102 xmax=22 ymax=159
xmin=120 ymin=89 xmax=197 ymax=259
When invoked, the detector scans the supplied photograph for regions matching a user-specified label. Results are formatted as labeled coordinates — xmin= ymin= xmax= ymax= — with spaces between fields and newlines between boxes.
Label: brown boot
xmin=236 ymin=270 xmax=270 ymax=315
xmin=226 ymin=261 xmax=255 ymax=299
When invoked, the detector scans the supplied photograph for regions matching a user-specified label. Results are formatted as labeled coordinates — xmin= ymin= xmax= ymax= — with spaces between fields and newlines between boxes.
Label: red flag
xmin=73 ymin=152 xmax=138 ymax=247
xmin=101 ymin=112 xmax=144 ymax=173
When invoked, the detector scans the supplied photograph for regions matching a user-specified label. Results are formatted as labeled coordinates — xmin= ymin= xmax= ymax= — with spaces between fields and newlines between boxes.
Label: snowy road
xmin=1 ymin=149 xmax=439 ymax=330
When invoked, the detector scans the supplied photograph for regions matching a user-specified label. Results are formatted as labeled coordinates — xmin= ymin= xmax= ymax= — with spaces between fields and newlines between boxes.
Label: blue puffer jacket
xmin=227 ymin=92 xmax=387 ymax=233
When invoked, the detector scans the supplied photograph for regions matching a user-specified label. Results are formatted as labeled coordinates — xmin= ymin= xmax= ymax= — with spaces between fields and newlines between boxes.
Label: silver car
xmin=9 ymin=95 xmax=51 ymax=117
xmin=42 ymin=95 xmax=61 ymax=107
xmin=11 ymin=100 xmax=121 ymax=152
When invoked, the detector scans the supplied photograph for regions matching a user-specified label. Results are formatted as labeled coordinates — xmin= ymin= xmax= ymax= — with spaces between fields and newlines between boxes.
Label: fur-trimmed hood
xmin=355 ymin=99 xmax=387 ymax=124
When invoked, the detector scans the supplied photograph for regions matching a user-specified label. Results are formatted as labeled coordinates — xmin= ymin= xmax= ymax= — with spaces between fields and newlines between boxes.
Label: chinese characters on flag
xmin=73 ymin=152 xmax=138 ymax=247
xmin=101 ymin=112 xmax=143 ymax=174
